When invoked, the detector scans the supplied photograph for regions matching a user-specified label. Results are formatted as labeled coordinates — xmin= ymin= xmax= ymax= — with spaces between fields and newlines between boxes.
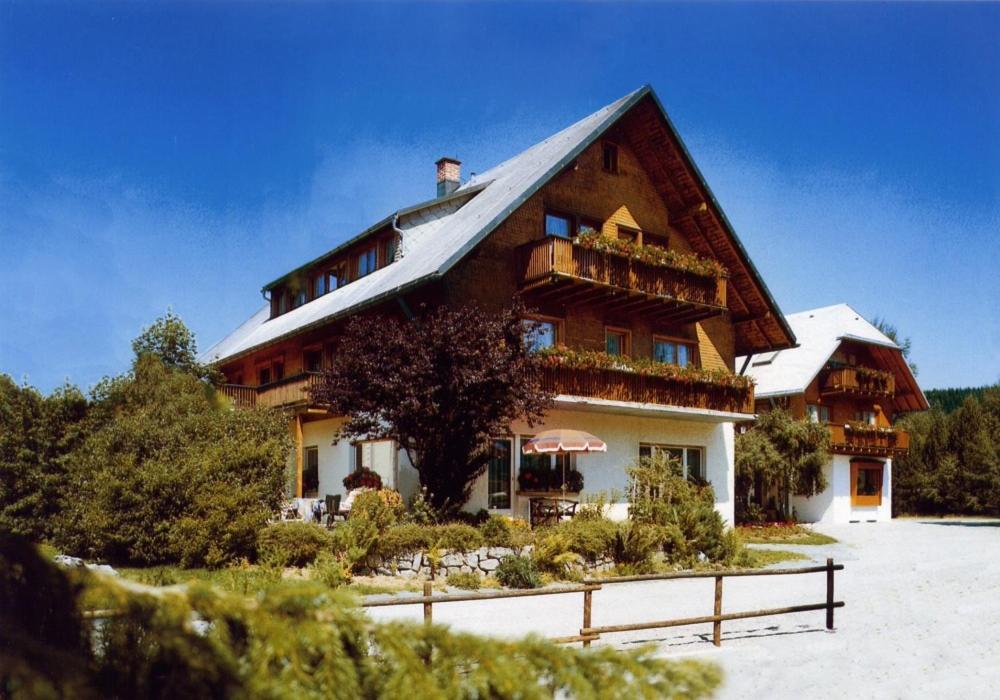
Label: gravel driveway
xmin=365 ymin=519 xmax=1000 ymax=698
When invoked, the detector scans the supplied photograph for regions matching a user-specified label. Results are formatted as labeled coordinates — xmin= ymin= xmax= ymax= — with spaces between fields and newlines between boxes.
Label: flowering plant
xmin=852 ymin=366 xmax=894 ymax=392
xmin=844 ymin=421 xmax=896 ymax=435
xmin=573 ymin=231 xmax=727 ymax=279
xmin=343 ymin=467 xmax=382 ymax=491
xmin=535 ymin=347 xmax=754 ymax=391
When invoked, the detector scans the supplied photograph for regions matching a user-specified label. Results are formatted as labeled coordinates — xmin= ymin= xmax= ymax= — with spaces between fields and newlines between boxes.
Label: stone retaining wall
xmin=364 ymin=545 xmax=615 ymax=578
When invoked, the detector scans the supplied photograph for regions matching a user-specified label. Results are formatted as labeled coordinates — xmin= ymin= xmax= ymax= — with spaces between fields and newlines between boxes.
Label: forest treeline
xmin=894 ymin=384 xmax=1000 ymax=516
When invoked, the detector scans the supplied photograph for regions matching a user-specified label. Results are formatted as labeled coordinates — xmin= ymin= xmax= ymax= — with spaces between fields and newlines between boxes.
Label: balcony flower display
xmin=573 ymin=231 xmax=727 ymax=279
xmin=844 ymin=421 xmax=897 ymax=436
xmin=852 ymin=366 xmax=895 ymax=393
xmin=535 ymin=347 xmax=755 ymax=391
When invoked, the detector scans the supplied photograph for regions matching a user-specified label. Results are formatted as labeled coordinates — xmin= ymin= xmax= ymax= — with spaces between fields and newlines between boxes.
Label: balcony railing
xmin=540 ymin=365 xmax=754 ymax=414
xmin=821 ymin=366 xmax=895 ymax=398
xmin=518 ymin=237 xmax=726 ymax=324
xmin=828 ymin=424 xmax=909 ymax=457
xmin=221 ymin=372 xmax=323 ymax=409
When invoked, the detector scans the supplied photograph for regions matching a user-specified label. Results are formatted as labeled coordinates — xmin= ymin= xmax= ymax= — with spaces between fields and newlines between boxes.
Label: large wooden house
xmin=202 ymin=85 xmax=796 ymax=523
xmin=740 ymin=304 xmax=928 ymax=523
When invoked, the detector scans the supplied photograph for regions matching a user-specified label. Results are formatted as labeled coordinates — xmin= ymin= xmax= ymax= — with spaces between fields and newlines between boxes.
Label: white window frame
xmin=639 ymin=443 xmax=705 ymax=482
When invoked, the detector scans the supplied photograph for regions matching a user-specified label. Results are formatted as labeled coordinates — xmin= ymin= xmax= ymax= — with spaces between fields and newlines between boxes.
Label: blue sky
xmin=1 ymin=1 xmax=997 ymax=393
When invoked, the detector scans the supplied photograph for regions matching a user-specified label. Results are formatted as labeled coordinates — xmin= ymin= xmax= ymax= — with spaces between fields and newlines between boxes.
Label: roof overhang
xmin=553 ymin=395 xmax=753 ymax=423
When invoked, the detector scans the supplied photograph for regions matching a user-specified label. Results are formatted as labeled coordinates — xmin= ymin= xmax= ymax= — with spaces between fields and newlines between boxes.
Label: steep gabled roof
xmin=739 ymin=303 xmax=928 ymax=413
xmin=202 ymin=85 xmax=794 ymax=365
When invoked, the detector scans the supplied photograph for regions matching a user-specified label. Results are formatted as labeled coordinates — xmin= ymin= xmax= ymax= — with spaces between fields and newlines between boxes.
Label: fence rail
xmin=361 ymin=559 xmax=844 ymax=648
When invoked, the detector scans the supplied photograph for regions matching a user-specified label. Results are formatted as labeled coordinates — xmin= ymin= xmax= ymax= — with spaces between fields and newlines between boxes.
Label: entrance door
xmin=487 ymin=438 xmax=513 ymax=511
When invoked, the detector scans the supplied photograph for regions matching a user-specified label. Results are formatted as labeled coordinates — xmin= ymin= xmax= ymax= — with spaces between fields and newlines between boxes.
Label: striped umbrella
xmin=520 ymin=429 xmax=607 ymax=455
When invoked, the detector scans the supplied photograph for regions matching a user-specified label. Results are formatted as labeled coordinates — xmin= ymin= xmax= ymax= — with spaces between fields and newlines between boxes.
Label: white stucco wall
xmin=462 ymin=407 xmax=736 ymax=525
xmin=792 ymin=455 xmax=892 ymax=524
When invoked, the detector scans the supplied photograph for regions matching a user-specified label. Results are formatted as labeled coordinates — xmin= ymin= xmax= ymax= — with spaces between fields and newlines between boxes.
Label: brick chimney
xmin=436 ymin=157 xmax=461 ymax=197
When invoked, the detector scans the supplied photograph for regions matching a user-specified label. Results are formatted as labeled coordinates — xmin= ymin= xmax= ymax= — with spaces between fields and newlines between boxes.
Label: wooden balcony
xmin=221 ymin=372 xmax=323 ymax=409
xmin=518 ymin=237 xmax=727 ymax=324
xmin=821 ymin=366 xmax=895 ymax=399
xmin=828 ymin=424 xmax=909 ymax=458
xmin=540 ymin=365 xmax=754 ymax=414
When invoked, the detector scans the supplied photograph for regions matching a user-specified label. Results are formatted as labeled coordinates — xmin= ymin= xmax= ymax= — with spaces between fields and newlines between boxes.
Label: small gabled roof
xmin=739 ymin=303 xmax=928 ymax=412
xmin=202 ymin=85 xmax=795 ymax=365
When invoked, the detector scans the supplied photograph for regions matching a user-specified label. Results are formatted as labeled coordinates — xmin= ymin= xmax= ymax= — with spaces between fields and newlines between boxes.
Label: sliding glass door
xmin=488 ymin=438 xmax=512 ymax=510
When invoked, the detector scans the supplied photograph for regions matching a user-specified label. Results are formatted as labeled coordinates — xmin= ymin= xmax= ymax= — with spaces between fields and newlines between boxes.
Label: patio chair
xmin=282 ymin=499 xmax=301 ymax=521
xmin=325 ymin=494 xmax=343 ymax=527
xmin=530 ymin=498 xmax=560 ymax=528
xmin=556 ymin=500 xmax=577 ymax=521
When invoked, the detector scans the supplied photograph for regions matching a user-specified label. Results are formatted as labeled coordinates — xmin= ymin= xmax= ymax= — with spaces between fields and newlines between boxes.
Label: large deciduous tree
xmin=311 ymin=303 xmax=553 ymax=514
xmin=735 ymin=409 xmax=830 ymax=522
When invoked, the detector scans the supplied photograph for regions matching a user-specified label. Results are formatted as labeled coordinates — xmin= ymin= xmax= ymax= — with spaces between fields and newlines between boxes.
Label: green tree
xmin=131 ymin=310 xmax=219 ymax=382
xmin=0 ymin=377 xmax=88 ymax=539
xmin=735 ymin=409 xmax=830 ymax=522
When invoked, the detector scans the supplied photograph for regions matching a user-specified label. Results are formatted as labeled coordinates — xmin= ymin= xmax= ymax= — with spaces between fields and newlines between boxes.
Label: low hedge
xmin=257 ymin=522 xmax=335 ymax=568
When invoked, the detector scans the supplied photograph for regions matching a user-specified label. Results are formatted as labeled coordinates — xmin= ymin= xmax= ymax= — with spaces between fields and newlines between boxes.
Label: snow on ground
xmin=365 ymin=519 xmax=1000 ymax=699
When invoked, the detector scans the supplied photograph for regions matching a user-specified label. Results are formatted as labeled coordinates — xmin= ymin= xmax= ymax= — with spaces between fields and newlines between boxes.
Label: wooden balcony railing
xmin=221 ymin=372 xmax=323 ymax=409
xmin=518 ymin=237 xmax=726 ymax=323
xmin=821 ymin=366 xmax=895 ymax=398
xmin=540 ymin=365 xmax=754 ymax=414
xmin=828 ymin=424 xmax=909 ymax=457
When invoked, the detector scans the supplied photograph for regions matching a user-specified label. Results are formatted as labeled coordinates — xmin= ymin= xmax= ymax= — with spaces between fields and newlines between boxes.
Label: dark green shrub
xmin=628 ymin=452 xmax=731 ymax=566
xmin=349 ymin=489 xmax=403 ymax=529
xmin=495 ymin=555 xmax=541 ymax=589
xmin=431 ymin=523 xmax=484 ymax=552
xmin=257 ymin=522 xmax=335 ymax=567
xmin=451 ymin=508 xmax=490 ymax=526
xmin=545 ymin=517 xmax=618 ymax=562
xmin=446 ymin=571 xmax=481 ymax=590
xmin=402 ymin=487 xmax=438 ymax=526
xmin=479 ymin=515 xmax=512 ymax=546
xmin=376 ymin=523 xmax=433 ymax=559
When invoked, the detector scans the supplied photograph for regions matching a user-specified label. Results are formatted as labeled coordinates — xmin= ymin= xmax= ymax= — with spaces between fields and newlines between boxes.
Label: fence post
xmin=825 ymin=558 xmax=834 ymax=630
xmin=583 ymin=589 xmax=593 ymax=648
xmin=423 ymin=580 xmax=433 ymax=624
xmin=713 ymin=576 xmax=723 ymax=646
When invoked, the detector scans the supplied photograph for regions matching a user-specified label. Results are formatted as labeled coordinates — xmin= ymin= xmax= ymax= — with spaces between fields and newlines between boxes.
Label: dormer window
xmin=276 ymin=291 xmax=288 ymax=315
xmin=328 ymin=266 xmax=345 ymax=291
xmin=291 ymin=289 xmax=306 ymax=309
xmin=357 ymin=246 xmax=377 ymax=278
xmin=313 ymin=274 xmax=326 ymax=299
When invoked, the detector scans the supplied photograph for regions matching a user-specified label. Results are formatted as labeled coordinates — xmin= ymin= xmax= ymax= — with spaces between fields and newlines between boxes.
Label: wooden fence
xmin=362 ymin=559 xmax=844 ymax=648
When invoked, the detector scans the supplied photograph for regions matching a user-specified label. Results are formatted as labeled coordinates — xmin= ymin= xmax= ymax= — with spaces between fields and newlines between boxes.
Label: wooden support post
xmin=713 ymin=576 xmax=723 ymax=646
xmin=826 ymin=558 xmax=835 ymax=630
xmin=423 ymin=581 xmax=433 ymax=624
xmin=583 ymin=589 xmax=593 ymax=648
xmin=293 ymin=414 xmax=304 ymax=498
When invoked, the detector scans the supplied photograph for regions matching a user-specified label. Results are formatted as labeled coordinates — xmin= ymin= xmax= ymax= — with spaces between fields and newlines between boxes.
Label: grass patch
xmin=743 ymin=549 xmax=809 ymax=568
xmin=737 ymin=524 xmax=838 ymax=545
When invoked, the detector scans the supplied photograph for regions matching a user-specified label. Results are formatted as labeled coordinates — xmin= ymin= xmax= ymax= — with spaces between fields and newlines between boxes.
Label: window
xmin=518 ymin=436 xmax=577 ymax=491
xmin=272 ymin=361 xmax=284 ymax=381
xmin=605 ymin=327 xmax=630 ymax=356
xmin=653 ymin=336 xmax=695 ymax=367
xmin=385 ymin=237 xmax=397 ymax=263
xmin=851 ymin=461 xmax=884 ymax=507
xmin=303 ymin=446 xmax=319 ymax=498
xmin=488 ymin=439 xmax=512 ymax=509
xmin=603 ymin=142 xmax=619 ymax=173
xmin=523 ymin=318 xmax=559 ymax=352
xmin=327 ymin=267 xmax=345 ymax=291
xmin=639 ymin=443 xmax=705 ymax=482
xmin=357 ymin=247 xmax=377 ymax=278
xmin=645 ymin=232 xmax=669 ymax=250
xmin=313 ymin=274 xmax=326 ymax=299
xmin=545 ymin=212 xmax=573 ymax=239
xmin=578 ymin=218 xmax=601 ymax=237
xmin=855 ymin=410 xmax=876 ymax=426
xmin=807 ymin=404 xmax=831 ymax=424
xmin=276 ymin=291 xmax=288 ymax=315
xmin=257 ymin=367 xmax=271 ymax=385
xmin=304 ymin=349 xmax=323 ymax=373
xmin=291 ymin=289 xmax=306 ymax=308
xmin=617 ymin=225 xmax=639 ymax=243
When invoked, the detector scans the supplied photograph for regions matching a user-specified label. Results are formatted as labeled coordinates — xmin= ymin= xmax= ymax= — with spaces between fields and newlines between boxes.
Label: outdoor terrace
xmin=221 ymin=371 xmax=323 ymax=409
xmin=517 ymin=237 xmax=727 ymax=324
xmin=828 ymin=424 xmax=910 ymax=458
xmin=820 ymin=366 xmax=895 ymax=399
xmin=540 ymin=364 xmax=754 ymax=414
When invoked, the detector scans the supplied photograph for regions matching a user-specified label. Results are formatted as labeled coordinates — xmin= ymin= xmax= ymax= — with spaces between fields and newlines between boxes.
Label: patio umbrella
xmin=521 ymin=429 xmax=606 ymax=493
